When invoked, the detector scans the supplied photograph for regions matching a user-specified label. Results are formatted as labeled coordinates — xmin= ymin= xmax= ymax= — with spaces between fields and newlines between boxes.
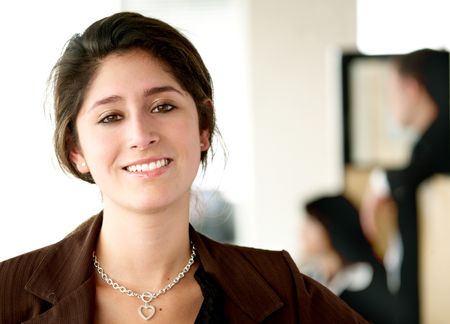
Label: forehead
xmin=95 ymin=49 xmax=177 ymax=84
xmin=83 ymin=49 xmax=186 ymax=100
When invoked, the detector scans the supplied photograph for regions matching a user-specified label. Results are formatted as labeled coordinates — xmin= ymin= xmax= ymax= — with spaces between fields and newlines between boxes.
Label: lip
xmin=122 ymin=157 xmax=173 ymax=177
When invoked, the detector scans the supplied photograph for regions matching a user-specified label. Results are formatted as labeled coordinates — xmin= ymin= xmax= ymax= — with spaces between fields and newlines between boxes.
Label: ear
xmin=200 ymin=129 xmax=210 ymax=152
xmin=199 ymin=98 xmax=213 ymax=152
xmin=403 ymin=76 xmax=423 ymax=100
xmin=69 ymin=146 xmax=90 ymax=173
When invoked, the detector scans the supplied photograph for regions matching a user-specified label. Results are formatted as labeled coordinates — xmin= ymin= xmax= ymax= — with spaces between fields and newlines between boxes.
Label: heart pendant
xmin=138 ymin=304 xmax=156 ymax=321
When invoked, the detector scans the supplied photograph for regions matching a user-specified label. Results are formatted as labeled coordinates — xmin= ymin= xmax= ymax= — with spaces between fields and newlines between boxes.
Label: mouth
xmin=124 ymin=158 xmax=172 ymax=173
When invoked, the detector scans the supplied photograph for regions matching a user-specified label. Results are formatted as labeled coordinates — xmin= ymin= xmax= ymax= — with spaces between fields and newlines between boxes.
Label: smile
xmin=125 ymin=158 xmax=171 ymax=172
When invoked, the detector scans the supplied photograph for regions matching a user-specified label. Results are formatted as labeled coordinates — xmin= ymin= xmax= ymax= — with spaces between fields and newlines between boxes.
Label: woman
xmin=302 ymin=194 xmax=396 ymax=324
xmin=0 ymin=12 xmax=368 ymax=323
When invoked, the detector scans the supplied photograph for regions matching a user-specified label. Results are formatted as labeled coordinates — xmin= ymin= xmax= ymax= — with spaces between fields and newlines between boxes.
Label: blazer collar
xmin=22 ymin=215 xmax=283 ymax=322
xmin=24 ymin=214 xmax=103 ymax=323
xmin=190 ymin=226 xmax=283 ymax=322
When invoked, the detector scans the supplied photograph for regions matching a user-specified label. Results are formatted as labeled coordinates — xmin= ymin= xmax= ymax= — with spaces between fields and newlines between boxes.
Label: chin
xmin=131 ymin=200 xmax=173 ymax=214
xmin=131 ymin=196 xmax=183 ymax=214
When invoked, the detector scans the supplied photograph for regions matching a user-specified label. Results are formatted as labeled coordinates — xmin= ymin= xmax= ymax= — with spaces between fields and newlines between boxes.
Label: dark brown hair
xmin=50 ymin=12 xmax=216 ymax=183
xmin=305 ymin=195 xmax=376 ymax=264
xmin=394 ymin=48 xmax=449 ymax=113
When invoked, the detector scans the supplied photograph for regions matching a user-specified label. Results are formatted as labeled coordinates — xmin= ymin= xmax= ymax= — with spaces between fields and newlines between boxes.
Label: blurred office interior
xmin=0 ymin=0 xmax=449 ymax=322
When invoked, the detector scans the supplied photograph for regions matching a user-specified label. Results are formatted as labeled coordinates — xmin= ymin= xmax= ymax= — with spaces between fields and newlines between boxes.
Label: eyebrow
xmin=89 ymin=96 xmax=121 ymax=111
xmin=144 ymin=86 xmax=183 ymax=97
xmin=89 ymin=86 xmax=184 ymax=112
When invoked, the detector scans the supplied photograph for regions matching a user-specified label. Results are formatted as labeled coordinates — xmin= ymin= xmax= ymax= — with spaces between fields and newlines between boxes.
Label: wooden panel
xmin=418 ymin=175 xmax=450 ymax=324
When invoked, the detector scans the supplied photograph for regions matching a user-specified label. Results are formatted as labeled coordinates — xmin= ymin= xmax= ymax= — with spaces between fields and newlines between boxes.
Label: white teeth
xmin=126 ymin=159 xmax=169 ymax=173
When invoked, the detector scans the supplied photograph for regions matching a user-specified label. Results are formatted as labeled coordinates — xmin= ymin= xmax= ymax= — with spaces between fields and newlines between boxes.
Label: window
xmin=357 ymin=0 xmax=450 ymax=54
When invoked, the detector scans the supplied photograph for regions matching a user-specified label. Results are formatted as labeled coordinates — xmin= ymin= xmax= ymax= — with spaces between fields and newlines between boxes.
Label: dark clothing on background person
xmin=387 ymin=108 xmax=450 ymax=324
xmin=0 ymin=213 xmax=368 ymax=323
xmin=339 ymin=261 xmax=395 ymax=324
xmin=386 ymin=50 xmax=450 ymax=324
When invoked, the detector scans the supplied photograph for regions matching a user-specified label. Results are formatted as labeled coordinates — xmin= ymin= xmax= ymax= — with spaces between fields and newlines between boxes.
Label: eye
xmin=99 ymin=114 xmax=123 ymax=124
xmin=151 ymin=103 xmax=176 ymax=113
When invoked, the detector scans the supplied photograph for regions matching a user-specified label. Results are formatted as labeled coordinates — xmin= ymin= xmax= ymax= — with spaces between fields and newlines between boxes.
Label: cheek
xmin=388 ymin=77 xmax=416 ymax=126
xmin=77 ymin=125 xmax=117 ymax=169
xmin=173 ymin=116 xmax=202 ymax=151
xmin=302 ymin=221 xmax=331 ymax=255
xmin=392 ymin=100 xmax=412 ymax=125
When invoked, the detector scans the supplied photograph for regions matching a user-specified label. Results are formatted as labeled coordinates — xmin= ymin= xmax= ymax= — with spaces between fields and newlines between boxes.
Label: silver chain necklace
xmin=92 ymin=244 xmax=196 ymax=321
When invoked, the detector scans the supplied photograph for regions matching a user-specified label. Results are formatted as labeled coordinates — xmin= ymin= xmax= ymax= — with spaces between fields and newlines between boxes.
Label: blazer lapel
xmin=23 ymin=277 xmax=95 ymax=324
xmin=190 ymin=226 xmax=284 ymax=322
xmin=23 ymin=214 xmax=103 ymax=323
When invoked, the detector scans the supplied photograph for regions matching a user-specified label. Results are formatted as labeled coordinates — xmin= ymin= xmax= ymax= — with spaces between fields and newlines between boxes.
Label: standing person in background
xmin=0 ymin=12 xmax=368 ymax=323
xmin=360 ymin=49 xmax=450 ymax=324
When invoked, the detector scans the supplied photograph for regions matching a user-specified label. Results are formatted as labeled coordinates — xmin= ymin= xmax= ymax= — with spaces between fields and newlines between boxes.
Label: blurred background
xmin=1 ymin=0 xmax=450 ymax=322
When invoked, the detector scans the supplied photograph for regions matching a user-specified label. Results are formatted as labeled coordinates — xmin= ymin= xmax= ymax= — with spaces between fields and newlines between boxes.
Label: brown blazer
xmin=0 ymin=213 xmax=369 ymax=323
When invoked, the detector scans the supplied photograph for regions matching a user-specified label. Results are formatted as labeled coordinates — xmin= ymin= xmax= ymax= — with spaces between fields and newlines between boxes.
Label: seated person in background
xmin=301 ymin=194 xmax=396 ymax=324
xmin=360 ymin=48 xmax=450 ymax=324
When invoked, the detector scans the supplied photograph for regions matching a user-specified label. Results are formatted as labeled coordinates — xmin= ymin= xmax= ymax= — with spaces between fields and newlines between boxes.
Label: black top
xmin=339 ymin=262 xmax=396 ymax=324
xmin=194 ymin=264 xmax=226 ymax=323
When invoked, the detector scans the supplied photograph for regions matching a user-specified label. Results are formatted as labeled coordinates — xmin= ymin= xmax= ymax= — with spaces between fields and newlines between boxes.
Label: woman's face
xmin=71 ymin=49 xmax=209 ymax=214
xmin=300 ymin=217 xmax=332 ymax=259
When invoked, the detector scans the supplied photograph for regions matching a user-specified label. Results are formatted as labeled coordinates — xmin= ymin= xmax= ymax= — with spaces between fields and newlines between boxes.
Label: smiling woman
xmin=0 ymin=12 xmax=368 ymax=323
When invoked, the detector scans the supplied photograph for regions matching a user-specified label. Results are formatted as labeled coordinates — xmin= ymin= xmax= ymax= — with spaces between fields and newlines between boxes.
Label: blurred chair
xmin=190 ymin=189 xmax=235 ymax=244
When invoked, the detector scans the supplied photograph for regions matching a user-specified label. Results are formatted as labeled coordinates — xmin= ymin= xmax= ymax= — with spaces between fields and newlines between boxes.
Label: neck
xmin=95 ymin=196 xmax=192 ymax=290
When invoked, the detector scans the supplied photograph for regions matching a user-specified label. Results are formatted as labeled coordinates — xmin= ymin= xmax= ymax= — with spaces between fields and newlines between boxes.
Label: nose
xmin=128 ymin=114 xmax=159 ymax=150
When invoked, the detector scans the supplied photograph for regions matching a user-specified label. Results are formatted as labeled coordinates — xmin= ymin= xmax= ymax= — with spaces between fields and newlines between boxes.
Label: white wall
xmin=249 ymin=0 xmax=356 ymax=259
xmin=357 ymin=0 xmax=450 ymax=54
xmin=0 ymin=0 xmax=121 ymax=261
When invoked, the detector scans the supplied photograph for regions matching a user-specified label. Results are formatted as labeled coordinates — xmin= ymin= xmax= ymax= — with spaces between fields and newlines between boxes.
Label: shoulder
xmin=195 ymin=233 xmax=368 ymax=323
xmin=0 ymin=215 xmax=95 ymax=278
xmin=0 ymin=244 xmax=54 ymax=286
xmin=0 ymin=243 xmax=55 ymax=321
xmin=196 ymin=230 xmax=326 ymax=291
xmin=195 ymin=230 xmax=290 ymax=274
xmin=0 ymin=214 xmax=97 ymax=272
xmin=0 ymin=216 xmax=97 ymax=309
